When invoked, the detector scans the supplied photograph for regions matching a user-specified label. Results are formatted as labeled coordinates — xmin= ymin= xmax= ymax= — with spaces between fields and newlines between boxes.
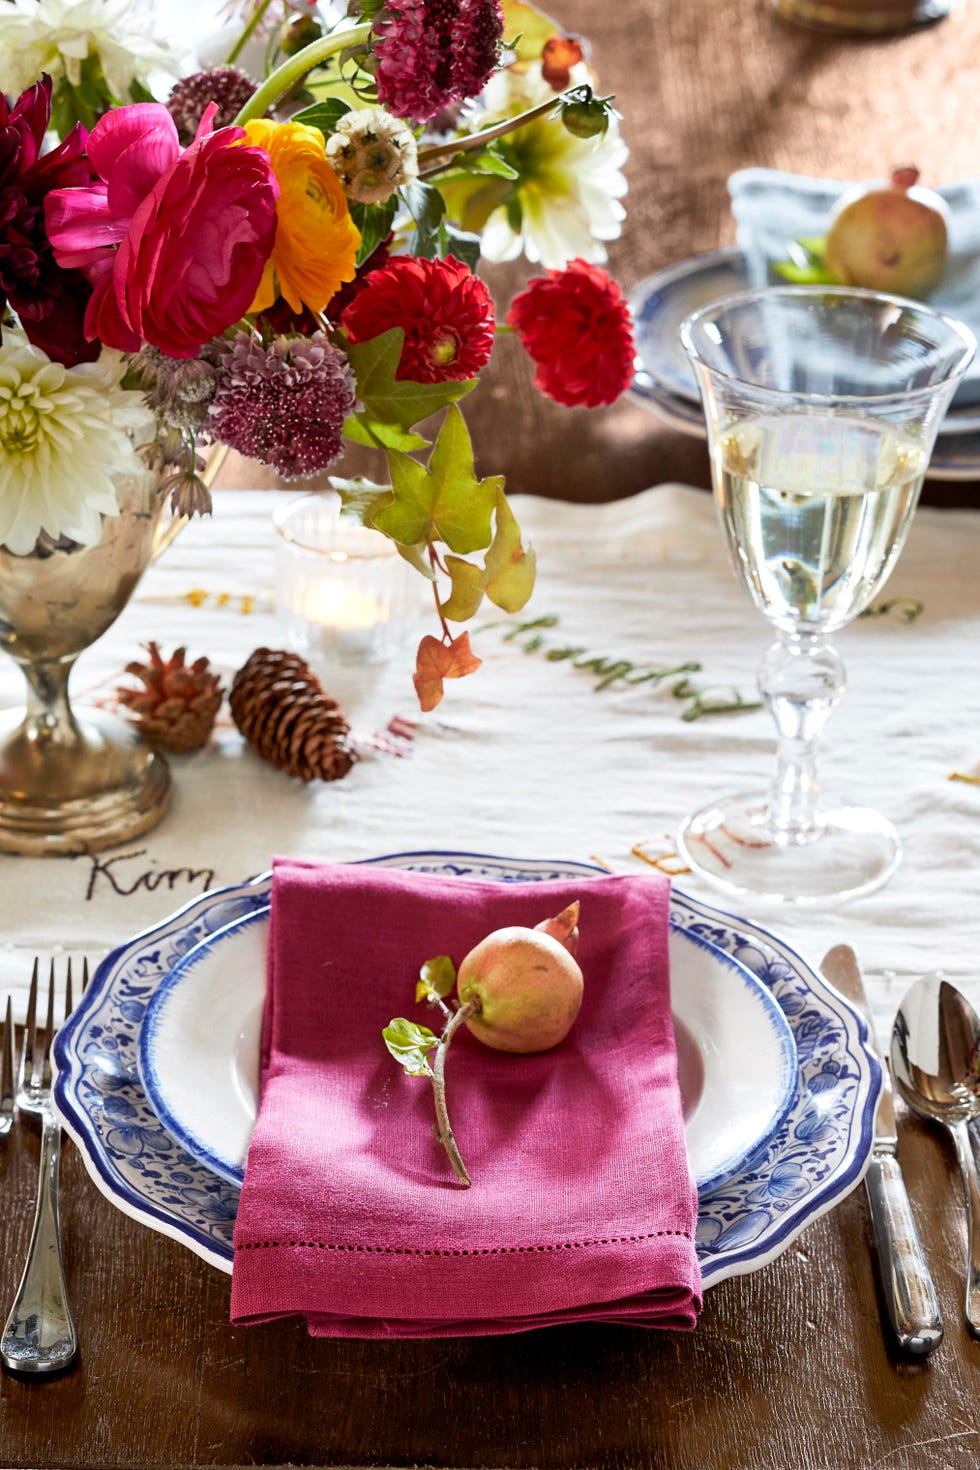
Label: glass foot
xmin=677 ymin=791 xmax=901 ymax=905
xmin=0 ymin=705 xmax=171 ymax=856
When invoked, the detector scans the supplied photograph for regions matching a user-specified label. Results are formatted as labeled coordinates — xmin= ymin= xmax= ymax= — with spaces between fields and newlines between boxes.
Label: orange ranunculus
xmin=241 ymin=118 xmax=360 ymax=316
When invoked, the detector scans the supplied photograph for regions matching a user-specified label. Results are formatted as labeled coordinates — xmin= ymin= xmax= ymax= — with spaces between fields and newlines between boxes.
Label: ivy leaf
xmin=344 ymin=413 xmax=429 ymax=452
xmin=350 ymin=196 xmax=398 ymax=266
xmin=329 ymin=475 xmax=393 ymax=529
xmin=413 ymin=632 xmax=482 ymax=711
xmin=441 ymin=555 xmax=487 ymax=621
xmin=345 ymin=328 xmax=476 ymax=432
xmin=292 ymin=97 xmax=352 ymax=138
xmin=383 ymin=1017 xmax=439 ymax=1077
xmin=484 ymin=488 xmax=536 ymax=612
xmin=375 ymin=405 xmax=499 ymax=554
xmin=402 ymin=180 xmax=447 ymax=258
xmin=417 ymin=955 xmax=457 ymax=1002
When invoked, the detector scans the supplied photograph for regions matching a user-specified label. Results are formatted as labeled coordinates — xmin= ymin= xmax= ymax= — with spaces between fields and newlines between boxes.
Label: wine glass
xmin=677 ymin=286 xmax=975 ymax=904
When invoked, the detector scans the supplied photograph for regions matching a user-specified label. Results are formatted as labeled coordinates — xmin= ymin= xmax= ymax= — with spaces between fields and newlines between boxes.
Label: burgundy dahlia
xmin=373 ymin=0 xmax=503 ymax=122
xmin=208 ymin=332 xmax=357 ymax=479
xmin=166 ymin=67 xmax=258 ymax=145
xmin=0 ymin=76 xmax=98 ymax=366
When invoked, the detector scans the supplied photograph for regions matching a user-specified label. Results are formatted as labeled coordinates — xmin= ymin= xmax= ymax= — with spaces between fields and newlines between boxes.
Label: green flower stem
xmin=432 ymin=998 xmax=480 ymax=1187
xmin=416 ymin=84 xmax=586 ymax=176
xmin=233 ymin=21 xmax=372 ymax=124
xmin=226 ymin=0 xmax=275 ymax=65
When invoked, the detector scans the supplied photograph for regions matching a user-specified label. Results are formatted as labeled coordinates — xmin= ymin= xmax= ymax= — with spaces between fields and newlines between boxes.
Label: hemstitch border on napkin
xmin=235 ymin=1230 xmax=693 ymax=1257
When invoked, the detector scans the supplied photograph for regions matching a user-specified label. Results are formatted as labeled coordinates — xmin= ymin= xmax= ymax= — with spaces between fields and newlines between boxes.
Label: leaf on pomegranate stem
xmin=382 ymin=1018 xmax=440 ymax=1077
xmin=484 ymin=486 xmax=536 ymax=613
xmin=413 ymin=632 xmax=482 ymax=711
xmin=418 ymin=955 xmax=456 ymax=1003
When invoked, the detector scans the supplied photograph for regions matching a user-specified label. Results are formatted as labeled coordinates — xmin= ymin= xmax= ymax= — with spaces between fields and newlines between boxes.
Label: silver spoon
xmin=891 ymin=977 xmax=980 ymax=1337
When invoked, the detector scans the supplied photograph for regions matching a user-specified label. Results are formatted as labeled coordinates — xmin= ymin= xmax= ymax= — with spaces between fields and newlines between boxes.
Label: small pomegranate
xmin=824 ymin=166 xmax=949 ymax=299
xmin=458 ymin=906 xmax=584 ymax=1055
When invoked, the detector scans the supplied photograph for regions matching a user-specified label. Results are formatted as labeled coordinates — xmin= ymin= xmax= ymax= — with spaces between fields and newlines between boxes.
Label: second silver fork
xmin=0 ymin=958 xmax=84 ymax=1374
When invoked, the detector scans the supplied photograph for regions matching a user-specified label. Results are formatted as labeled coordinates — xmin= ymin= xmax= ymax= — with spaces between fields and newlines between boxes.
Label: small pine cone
xmin=118 ymin=643 xmax=224 ymax=755
xmin=229 ymin=648 xmax=357 ymax=782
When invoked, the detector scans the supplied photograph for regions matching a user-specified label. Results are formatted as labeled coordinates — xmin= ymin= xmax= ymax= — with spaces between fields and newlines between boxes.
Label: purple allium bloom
xmin=208 ymin=333 xmax=357 ymax=480
xmin=374 ymin=0 xmax=503 ymax=122
xmin=166 ymin=67 xmax=258 ymax=144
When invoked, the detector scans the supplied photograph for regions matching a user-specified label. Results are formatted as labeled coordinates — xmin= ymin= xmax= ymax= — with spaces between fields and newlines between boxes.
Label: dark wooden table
xmin=8 ymin=3 xmax=980 ymax=1467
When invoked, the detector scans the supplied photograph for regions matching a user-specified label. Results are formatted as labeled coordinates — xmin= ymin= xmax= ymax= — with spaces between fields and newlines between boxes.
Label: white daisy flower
xmin=0 ymin=0 xmax=178 ymax=104
xmin=0 ymin=331 xmax=156 ymax=556
xmin=455 ymin=64 xmax=629 ymax=269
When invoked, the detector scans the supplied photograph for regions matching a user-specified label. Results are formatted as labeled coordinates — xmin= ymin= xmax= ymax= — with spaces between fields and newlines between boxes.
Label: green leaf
xmin=484 ymin=488 xmax=536 ymax=613
xmin=441 ymin=556 xmax=487 ymax=621
xmin=402 ymin=180 xmax=447 ymax=258
xmin=329 ymin=475 xmax=393 ymax=528
xmin=395 ymin=541 xmax=438 ymax=580
xmin=345 ymin=327 xmax=476 ymax=431
xmin=375 ymin=406 xmax=499 ymax=554
xmin=344 ymin=413 xmax=428 ymax=451
xmin=440 ymin=222 xmax=481 ymax=272
xmin=292 ymin=97 xmax=352 ymax=137
xmin=383 ymin=1018 xmax=439 ymax=1077
xmin=418 ymin=955 xmax=456 ymax=999
xmin=350 ymin=196 xmax=398 ymax=266
xmin=774 ymin=235 xmax=839 ymax=285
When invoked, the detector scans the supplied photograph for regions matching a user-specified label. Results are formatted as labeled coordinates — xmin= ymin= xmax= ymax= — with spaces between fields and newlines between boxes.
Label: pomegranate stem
xmin=431 ymin=997 xmax=480 ymax=1186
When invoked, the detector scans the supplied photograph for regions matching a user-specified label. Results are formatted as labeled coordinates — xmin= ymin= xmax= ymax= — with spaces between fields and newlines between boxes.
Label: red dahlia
xmin=341 ymin=255 xmax=495 ymax=383
xmin=0 ymin=76 xmax=99 ymax=367
xmin=506 ymin=259 xmax=635 ymax=409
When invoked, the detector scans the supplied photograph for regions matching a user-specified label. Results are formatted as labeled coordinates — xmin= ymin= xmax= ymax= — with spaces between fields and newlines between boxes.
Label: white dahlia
xmin=0 ymin=332 xmax=155 ymax=556
xmin=0 ymin=0 xmax=178 ymax=104
xmin=454 ymin=65 xmax=629 ymax=269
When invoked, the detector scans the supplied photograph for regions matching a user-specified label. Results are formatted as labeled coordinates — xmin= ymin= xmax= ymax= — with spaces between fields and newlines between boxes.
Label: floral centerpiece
xmin=0 ymin=0 xmax=635 ymax=711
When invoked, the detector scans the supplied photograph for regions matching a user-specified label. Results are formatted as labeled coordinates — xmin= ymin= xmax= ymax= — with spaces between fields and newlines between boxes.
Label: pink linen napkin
xmin=230 ymin=859 xmax=701 ymax=1338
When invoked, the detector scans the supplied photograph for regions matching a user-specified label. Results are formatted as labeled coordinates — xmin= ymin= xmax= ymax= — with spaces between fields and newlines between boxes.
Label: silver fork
xmin=0 ymin=958 xmax=84 ymax=1374
xmin=0 ymin=996 xmax=16 ymax=1139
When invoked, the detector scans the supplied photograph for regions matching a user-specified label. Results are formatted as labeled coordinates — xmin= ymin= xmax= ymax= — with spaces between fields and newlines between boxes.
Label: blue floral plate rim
xmin=51 ymin=851 xmax=881 ymax=1292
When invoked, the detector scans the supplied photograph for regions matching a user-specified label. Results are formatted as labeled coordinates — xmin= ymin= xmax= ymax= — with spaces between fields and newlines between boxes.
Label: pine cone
xmin=229 ymin=648 xmax=357 ymax=782
xmin=118 ymin=643 xmax=224 ymax=754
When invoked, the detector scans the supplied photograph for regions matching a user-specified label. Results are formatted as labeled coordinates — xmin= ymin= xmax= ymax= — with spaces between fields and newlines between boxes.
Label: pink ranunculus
xmin=45 ymin=102 xmax=278 ymax=358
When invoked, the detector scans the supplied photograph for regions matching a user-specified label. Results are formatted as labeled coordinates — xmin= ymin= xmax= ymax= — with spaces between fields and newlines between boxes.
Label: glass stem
xmin=759 ymin=632 xmax=845 ymax=845
xmin=16 ymin=657 xmax=80 ymax=749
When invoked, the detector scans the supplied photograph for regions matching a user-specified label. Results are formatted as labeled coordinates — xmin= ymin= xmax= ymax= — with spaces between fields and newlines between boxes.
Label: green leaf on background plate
xmin=375 ymin=405 xmax=498 ymax=554
xmin=383 ymin=1017 xmax=439 ymax=1076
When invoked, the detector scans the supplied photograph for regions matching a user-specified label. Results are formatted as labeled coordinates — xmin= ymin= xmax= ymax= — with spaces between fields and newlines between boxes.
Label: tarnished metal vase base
xmin=0 ymin=705 xmax=171 ymax=856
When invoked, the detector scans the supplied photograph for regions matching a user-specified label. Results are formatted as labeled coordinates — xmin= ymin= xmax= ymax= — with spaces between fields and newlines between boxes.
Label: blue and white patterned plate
xmin=52 ymin=853 xmax=881 ymax=1289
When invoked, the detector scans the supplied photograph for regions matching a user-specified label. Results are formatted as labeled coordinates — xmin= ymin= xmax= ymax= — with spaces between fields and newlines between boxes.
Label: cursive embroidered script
xmin=72 ymin=847 xmax=216 ymax=903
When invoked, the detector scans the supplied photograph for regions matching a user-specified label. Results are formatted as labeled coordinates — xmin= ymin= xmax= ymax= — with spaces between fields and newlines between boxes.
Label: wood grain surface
xmin=7 ymin=4 xmax=980 ymax=1467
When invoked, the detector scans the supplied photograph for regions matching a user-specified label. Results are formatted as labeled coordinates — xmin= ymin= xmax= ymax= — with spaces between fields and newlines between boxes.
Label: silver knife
xmin=822 ymin=944 xmax=943 ymax=1356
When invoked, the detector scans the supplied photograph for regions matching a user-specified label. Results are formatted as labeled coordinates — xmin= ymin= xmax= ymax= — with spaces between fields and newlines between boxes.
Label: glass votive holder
xmin=274 ymin=492 xmax=419 ymax=669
